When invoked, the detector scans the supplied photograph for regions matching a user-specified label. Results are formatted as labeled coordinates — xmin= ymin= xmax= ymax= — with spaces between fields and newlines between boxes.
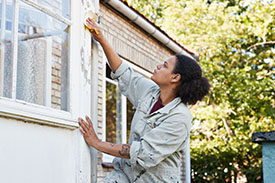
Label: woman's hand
xmin=78 ymin=116 xmax=100 ymax=149
xmin=86 ymin=17 xmax=122 ymax=72
xmin=85 ymin=17 xmax=104 ymax=43
xmin=78 ymin=116 xmax=131 ymax=159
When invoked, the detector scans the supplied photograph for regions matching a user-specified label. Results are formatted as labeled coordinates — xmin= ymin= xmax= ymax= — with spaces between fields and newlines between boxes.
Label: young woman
xmin=78 ymin=18 xmax=210 ymax=183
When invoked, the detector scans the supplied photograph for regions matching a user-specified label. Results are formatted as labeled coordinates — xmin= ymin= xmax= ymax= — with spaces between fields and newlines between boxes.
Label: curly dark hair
xmin=173 ymin=54 xmax=210 ymax=105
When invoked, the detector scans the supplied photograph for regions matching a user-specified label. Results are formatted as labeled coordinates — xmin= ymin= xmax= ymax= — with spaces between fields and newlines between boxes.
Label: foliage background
xmin=126 ymin=0 xmax=275 ymax=182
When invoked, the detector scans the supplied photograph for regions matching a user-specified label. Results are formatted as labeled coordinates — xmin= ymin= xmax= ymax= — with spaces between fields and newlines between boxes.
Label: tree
xmin=127 ymin=0 xmax=275 ymax=182
xmin=125 ymin=0 xmax=165 ymax=25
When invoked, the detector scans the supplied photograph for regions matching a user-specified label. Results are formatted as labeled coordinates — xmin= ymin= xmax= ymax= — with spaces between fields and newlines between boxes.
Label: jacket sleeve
xmin=129 ymin=114 xmax=189 ymax=169
xmin=111 ymin=61 xmax=157 ymax=108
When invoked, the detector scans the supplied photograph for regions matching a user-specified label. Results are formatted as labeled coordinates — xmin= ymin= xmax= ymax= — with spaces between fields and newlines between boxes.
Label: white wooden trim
xmin=106 ymin=77 xmax=117 ymax=85
xmin=65 ymin=20 xmax=71 ymax=113
xmin=102 ymin=56 xmax=107 ymax=142
xmin=90 ymin=38 xmax=99 ymax=183
xmin=103 ymin=153 xmax=115 ymax=163
xmin=11 ymin=0 xmax=19 ymax=99
xmin=22 ymin=0 xmax=72 ymax=25
xmin=68 ymin=1 xmax=87 ymax=182
xmin=122 ymin=58 xmax=152 ymax=78
xmin=68 ymin=0 xmax=77 ymax=117
xmin=0 ymin=0 xmax=7 ymax=96
xmin=0 ymin=97 xmax=78 ymax=129
xmin=121 ymin=95 xmax=127 ymax=144
xmin=102 ymin=57 xmax=109 ymax=161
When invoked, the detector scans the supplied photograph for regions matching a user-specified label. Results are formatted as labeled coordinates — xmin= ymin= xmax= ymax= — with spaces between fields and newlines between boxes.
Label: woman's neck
xmin=159 ymin=87 xmax=177 ymax=106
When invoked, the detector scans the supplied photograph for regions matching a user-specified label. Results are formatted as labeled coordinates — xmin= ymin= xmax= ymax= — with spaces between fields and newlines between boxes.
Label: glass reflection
xmin=106 ymin=81 xmax=122 ymax=144
xmin=127 ymin=99 xmax=135 ymax=143
xmin=0 ymin=0 xmax=13 ymax=98
xmin=16 ymin=0 xmax=69 ymax=110
xmin=27 ymin=0 xmax=70 ymax=19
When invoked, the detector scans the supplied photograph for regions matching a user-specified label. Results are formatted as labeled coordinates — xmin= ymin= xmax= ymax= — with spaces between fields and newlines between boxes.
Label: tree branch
xmin=222 ymin=118 xmax=235 ymax=138
xmin=246 ymin=41 xmax=275 ymax=51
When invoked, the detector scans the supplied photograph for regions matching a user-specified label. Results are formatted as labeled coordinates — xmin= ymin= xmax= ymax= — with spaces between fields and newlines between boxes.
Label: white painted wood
xmin=126 ymin=59 xmax=152 ymax=78
xmin=0 ymin=97 xmax=77 ymax=129
xmin=11 ymin=0 xmax=19 ymax=99
xmin=90 ymin=37 xmax=99 ymax=183
xmin=121 ymin=95 xmax=127 ymax=144
xmin=69 ymin=1 xmax=84 ymax=183
xmin=0 ymin=118 xmax=77 ymax=183
xmin=106 ymin=77 xmax=117 ymax=85
xmin=69 ymin=0 xmax=80 ymax=119
xmin=102 ymin=54 xmax=107 ymax=141
xmin=0 ymin=0 xmax=96 ymax=183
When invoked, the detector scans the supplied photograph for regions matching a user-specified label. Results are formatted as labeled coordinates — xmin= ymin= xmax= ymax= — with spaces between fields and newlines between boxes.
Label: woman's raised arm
xmin=86 ymin=17 xmax=122 ymax=72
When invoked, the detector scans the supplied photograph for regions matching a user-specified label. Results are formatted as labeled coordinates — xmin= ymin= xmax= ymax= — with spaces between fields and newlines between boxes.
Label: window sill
xmin=0 ymin=97 xmax=78 ymax=130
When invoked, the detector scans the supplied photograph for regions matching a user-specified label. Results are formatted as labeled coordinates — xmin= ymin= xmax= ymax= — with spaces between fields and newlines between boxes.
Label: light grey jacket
xmin=110 ymin=61 xmax=192 ymax=183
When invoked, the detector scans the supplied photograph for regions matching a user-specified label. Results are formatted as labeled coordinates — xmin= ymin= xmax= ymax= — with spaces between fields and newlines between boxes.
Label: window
xmin=0 ymin=0 xmax=71 ymax=111
xmin=103 ymin=59 xmax=152 ymax=163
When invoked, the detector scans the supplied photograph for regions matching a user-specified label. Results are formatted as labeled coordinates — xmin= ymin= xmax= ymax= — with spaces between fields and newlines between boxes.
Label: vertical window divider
xmin=0 ymin=0 xmax=7 ymax=96
xmin=11 ymin=0 xmax=19 ymax=100
xmin=102 ymin=58 xmax=107 ymax=142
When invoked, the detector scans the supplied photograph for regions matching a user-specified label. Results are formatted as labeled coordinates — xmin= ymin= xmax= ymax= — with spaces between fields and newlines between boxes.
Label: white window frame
xmin=0 ymin=0 xmax=83 ymax=129
xmin=102 ymin=57 xmax=152 ymax=163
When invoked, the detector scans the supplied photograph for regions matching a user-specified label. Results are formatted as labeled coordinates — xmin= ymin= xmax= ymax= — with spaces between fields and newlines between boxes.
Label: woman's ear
xmin=171 ymin=73 xmax=181 ymax=83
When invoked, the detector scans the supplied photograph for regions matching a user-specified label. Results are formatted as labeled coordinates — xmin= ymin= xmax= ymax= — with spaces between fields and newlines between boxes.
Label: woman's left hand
xmin=78 ymin=116 xmax=100 ymax=148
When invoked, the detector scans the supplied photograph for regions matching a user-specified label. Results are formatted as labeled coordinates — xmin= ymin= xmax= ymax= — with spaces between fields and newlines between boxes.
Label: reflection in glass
xmin=16 ymin=0 xmax=69 ymax=110
xmin=127 ymin=99 xmax=135 ymax=143
xmin=0 ymin=1 xmax=13 ymax=98
xmin=26 ymin=0 xmax=70 ymax=19
xmin=105 ymin=64 xmax=136 ymax=144
xmin=106 ymin=81 xmax=122 ymax=144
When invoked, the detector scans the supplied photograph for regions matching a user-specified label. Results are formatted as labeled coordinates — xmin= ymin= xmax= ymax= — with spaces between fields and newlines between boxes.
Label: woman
xmin=78 ymin=18 xmax=210 ymax=183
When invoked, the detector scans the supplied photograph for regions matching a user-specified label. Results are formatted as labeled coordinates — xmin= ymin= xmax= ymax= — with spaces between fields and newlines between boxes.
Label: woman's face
xmin=151 ymin=56 xmax=177 ymax=87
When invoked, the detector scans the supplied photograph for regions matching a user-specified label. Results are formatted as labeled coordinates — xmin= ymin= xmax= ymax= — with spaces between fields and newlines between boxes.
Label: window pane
xmin=26 ymin=0 xmax=70 ymax=19
xmin=0 ymin=0 xmax=13 ymax=98
xmin=106 ymin=81 xmax=123 ymax=144
xmin=126 ymin=99 xmax=135 ymax=143
xmin=16 ymin=0 xmax=69 ymax=110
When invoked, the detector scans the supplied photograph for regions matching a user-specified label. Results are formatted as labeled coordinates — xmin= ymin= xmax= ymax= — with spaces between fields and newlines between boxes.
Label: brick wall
xmin=96 ymin=3 xmax=186 ymax=182
xmin=51 ymin=37 xmax=62 ymax=109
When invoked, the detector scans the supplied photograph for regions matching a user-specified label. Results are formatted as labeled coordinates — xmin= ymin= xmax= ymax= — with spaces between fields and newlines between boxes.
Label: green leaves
xmin=126 ymin=0 xmax=165 ymax=24
xmin=126 ymin=0 xmax=274 ymax=181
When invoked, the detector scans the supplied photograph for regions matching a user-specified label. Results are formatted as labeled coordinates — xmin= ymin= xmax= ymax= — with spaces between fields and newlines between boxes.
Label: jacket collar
xmin=149 ymin=89 xmax=182 ymax=115
xmin=158 ymin=97 xmax=182 ymax=114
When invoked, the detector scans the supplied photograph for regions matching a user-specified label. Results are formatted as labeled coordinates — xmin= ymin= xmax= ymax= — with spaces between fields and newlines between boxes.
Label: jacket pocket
xmin=136 ymin=100 xmax=150 ymax=114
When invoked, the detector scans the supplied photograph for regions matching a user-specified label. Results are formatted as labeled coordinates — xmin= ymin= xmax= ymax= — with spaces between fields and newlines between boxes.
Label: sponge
xmin=84 ymin=9 xmax=99 ymax=34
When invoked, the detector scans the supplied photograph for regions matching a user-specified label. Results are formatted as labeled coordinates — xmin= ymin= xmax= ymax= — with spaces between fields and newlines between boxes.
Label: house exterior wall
xmin=0 ymin=0 xmax=99 ymax=182
xmin=96 ymin=3 xmax=187 ymax=182
xmin=0 ymin=117 xmax=78 ymax=183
